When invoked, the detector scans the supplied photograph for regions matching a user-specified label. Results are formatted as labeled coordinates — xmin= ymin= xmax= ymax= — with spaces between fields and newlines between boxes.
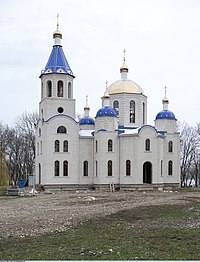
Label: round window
xmin=58 ymin=107 xmax=64 ymax=113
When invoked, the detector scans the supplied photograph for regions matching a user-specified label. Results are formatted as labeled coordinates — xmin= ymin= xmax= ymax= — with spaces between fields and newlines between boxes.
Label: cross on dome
xmin=53 ymin=13 xmax=62 ymax=41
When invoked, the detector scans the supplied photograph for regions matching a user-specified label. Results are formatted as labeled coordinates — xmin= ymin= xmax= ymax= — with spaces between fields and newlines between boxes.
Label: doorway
xmin=143 ymin=161 xmax=152 ymax=184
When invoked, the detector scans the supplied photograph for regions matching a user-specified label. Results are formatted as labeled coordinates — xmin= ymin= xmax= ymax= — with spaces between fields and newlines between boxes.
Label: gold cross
xmin=123 ymin=48 xmax=126 ymax=61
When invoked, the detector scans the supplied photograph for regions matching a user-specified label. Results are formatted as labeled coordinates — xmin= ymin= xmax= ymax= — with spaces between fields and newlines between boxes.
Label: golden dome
xmin=162 ymin=95 xmax=169 ymax=103
xmin=107 ymin=79 xmax=145 ymax=95
xmin=53 ymin=29 xmax=62 ymax=38
xmin=120 ymin=61 xmax=129 ymax=72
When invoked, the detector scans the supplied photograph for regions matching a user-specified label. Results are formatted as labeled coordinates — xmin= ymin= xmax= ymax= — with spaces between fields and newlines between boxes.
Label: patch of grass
xmin=1 ymin=202 xmax=200 ymax=260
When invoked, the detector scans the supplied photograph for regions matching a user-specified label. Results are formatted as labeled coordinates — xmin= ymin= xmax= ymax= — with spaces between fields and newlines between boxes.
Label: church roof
xmin=96 ymin=106 xmax=117 ymax=117
xmin=42 ymin=45 xmax=73 ymax=76
xmin=156 ymin=110 xmax=176 ymax=120
xmin=79 ymin=116 xmax=95 ymax=125
xmin=107 ymin=79 xmax=145 ymax=95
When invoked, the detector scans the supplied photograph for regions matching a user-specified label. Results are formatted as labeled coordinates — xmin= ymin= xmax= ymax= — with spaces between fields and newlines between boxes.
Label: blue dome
xmin=156 ymin=110 xmax=176 ymax=120
xmin=96 ymin=106 xmax=117 ymax=117
xmin=79 ymin=116 xmax=95 ymax=125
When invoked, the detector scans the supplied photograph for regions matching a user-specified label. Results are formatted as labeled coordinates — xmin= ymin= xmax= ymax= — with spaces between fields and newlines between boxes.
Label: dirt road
xmin=0 ymin=189 xmax=198 ymax=239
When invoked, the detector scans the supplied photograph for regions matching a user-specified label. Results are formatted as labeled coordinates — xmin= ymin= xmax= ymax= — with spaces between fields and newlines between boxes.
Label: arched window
xmin=113 ymin=100 xmax=119 ymax=115
xmin=126 ymin=160 xmax=131 ymax=176
xmin=108 ymin=139 xmax=113 ymax=152
xmin=54 ymin=160 xmax=59 ymax=176
xmin=39 ymin=163 xmax=41 ymax=184
xmin=40 ymin=141 xmax=42 ymax=154
xmin=95 ymin=161 xmax=98 ymax=177
xmin=108 ymin=160 xmax=112 ymax=176
xmin=68 ymin=82 xmax=72 ymax=98
xmin=143 ymin=102 xmax=145 ymax=124
xmin=57 ymin=80 xmax=63 ymax=97
xmin=130 ymin=100 xmax=135 ymax=123
xmin=55 ymin=140 xmax=60 ymax=152
xmin=63 ymin=140 xmax=68 ymax=152
xmin=168 ymin=141 xmax=173 ymax=152
xmin=168 ymin=161 xmax=173 ymax=176
xmin=63 ymin=161 xmax=68 ymax=176
xmin=41 ymin=82 xmax=44 ymax=99
xmin=145 ymin=139 xmax=150 ymax=151
xmin=95 ymin=140 xmax=98 ymax=153
xmin=37 ymin=142 xmax=39 ymax=155
xmin=57 ymin=126 xmax=67 ymax=133
xmin=47 ymin=81 xmax=52 ymax=97
xmin=83 ymin=161 xmax=88 ymax=176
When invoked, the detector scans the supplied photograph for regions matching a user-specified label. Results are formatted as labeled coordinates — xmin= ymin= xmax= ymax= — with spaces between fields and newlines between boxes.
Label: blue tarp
xmin=18 ymin=179 xmax=28 ymax=188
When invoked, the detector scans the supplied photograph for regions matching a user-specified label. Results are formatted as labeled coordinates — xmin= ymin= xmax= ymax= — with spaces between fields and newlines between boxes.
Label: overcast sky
xmin=0 ymin=0 xmax=200 ymax=126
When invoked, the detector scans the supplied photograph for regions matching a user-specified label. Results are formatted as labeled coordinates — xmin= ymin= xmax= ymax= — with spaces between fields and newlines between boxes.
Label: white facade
xmin=35 ymin=25 xmax=180 ymax=191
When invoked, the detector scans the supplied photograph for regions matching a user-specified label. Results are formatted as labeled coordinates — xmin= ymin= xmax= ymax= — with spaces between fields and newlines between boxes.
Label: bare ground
xmin=0 ymin=189 xmax=199 ymax=239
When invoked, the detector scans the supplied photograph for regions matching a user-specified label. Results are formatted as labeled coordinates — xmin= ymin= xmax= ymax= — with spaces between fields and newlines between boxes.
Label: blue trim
xmin=44 ymin=114 xmax=78 ymax=124
xmin=118 ymin=130 xmax=125 ymax=135
xmin=118 ymin=125 xmax=138 ymax=130
xmin=98 ymin=129 xmax=107 ymax=132
xmin=138 ymin=124 xmax=158 ymax=134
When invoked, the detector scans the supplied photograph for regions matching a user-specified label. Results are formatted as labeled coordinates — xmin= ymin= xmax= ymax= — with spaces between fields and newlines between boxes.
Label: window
xmin=68 ymin=82 xmax=72 ymax=98
xmin=108 ymin=139 xmax=113 ymax=152
xmin=95 ymin=140 xmax=98 ymax=153
xmin=54 ymin=161 xmax=59 ymax=176
xmin=108 ymin=160 xmax=112 ymax=176
xmin=47 ymin=81 xmax=52 ymax=97
xmin=95 ymin=161 xmax=98 ymax=177
xmin=168 ymin=141 xmax=173 ymax=152
xmin=130 ymin=100 xmax=135 ymax=123
xmin=57 ymin=107 xmax=64 ymax=113
xmin=126 ymin=160 xmax=131 ymax=176
xmin=143 ymin=102 xmax=145 ymax=124
xmin=39 ymin=128 xmax=41 ymax=137
xmin=39 ymin=163 xmax=41 ymax=184
xmin=57 ymin=126 xmax=67 ymax=133
xmin=113 ymin=100 xmax=119 ymax=115
xmin=168 ymin=161 xmax=173 ymax=176
xmin=145 ymin=139 xmax=150 ymax=151
xmin=55 ymin=140 xmax=59 ymax=152
xmin=41 ymin=82 xmax=44 ymax=99
xmin=161 ymin=160 xmax=163 ymax=176
xmin=37 ymin=142 xmax=39 ymax=155
xmin=40 ymin=141 xmax=42 ymax=154
xmin=83 ymin=161 xmax=88 ymax=176
xmin=63 ymin=140 xmax=68 ymax=152
xmin=63 ymin=161 xmax=68 ymax=176
xmin=57 ymin=81 xmax=63 ymax=97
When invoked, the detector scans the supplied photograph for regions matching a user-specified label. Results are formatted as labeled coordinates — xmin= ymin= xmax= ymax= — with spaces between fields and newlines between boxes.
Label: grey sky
xmin=0 ymin=0 xmax=200 ymax=126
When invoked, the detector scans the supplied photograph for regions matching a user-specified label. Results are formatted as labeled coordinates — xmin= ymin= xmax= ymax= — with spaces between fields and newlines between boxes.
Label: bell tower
xmin=39 ymin=15 xmax=75 ymax=121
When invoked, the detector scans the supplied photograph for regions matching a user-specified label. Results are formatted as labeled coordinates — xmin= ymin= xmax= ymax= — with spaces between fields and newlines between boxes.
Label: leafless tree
xmin=178 ymin=122 xmax=200 ymax=187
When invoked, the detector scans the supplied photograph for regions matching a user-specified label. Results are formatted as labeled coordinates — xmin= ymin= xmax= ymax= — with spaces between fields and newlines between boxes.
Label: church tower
xmin=39 ymin=15 xmax=75 ymax=121
xmin=36 ymin=17 xmax=80 ymax=186
xmin=102 ymin=50 xmax=147 ymax=128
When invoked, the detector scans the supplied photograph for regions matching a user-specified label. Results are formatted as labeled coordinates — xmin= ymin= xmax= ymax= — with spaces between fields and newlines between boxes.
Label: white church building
xmin=36 ymin=21 xmax=180 ymax=191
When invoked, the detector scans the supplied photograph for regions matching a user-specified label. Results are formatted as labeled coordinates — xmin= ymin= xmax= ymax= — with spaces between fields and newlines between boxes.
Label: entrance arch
xmin=143 ymin=161 xmax=152 ymax=184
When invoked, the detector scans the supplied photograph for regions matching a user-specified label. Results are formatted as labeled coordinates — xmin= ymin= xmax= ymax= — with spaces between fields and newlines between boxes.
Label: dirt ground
xmin=0 ymin=189 xmax=198 ymax=239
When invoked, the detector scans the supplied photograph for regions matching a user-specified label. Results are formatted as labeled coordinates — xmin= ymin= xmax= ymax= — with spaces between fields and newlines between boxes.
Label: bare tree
xmin=178 ymin=122 xmax=200 ymax=187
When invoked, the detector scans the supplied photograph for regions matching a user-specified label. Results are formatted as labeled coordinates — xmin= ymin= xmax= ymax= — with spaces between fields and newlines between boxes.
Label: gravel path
xmin=0 ymin=190 xmax=198 ymax=238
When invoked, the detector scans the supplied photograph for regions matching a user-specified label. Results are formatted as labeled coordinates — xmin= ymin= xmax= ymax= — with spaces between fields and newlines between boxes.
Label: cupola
xmin=79 ymin=96 xmax=95 ymax=128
